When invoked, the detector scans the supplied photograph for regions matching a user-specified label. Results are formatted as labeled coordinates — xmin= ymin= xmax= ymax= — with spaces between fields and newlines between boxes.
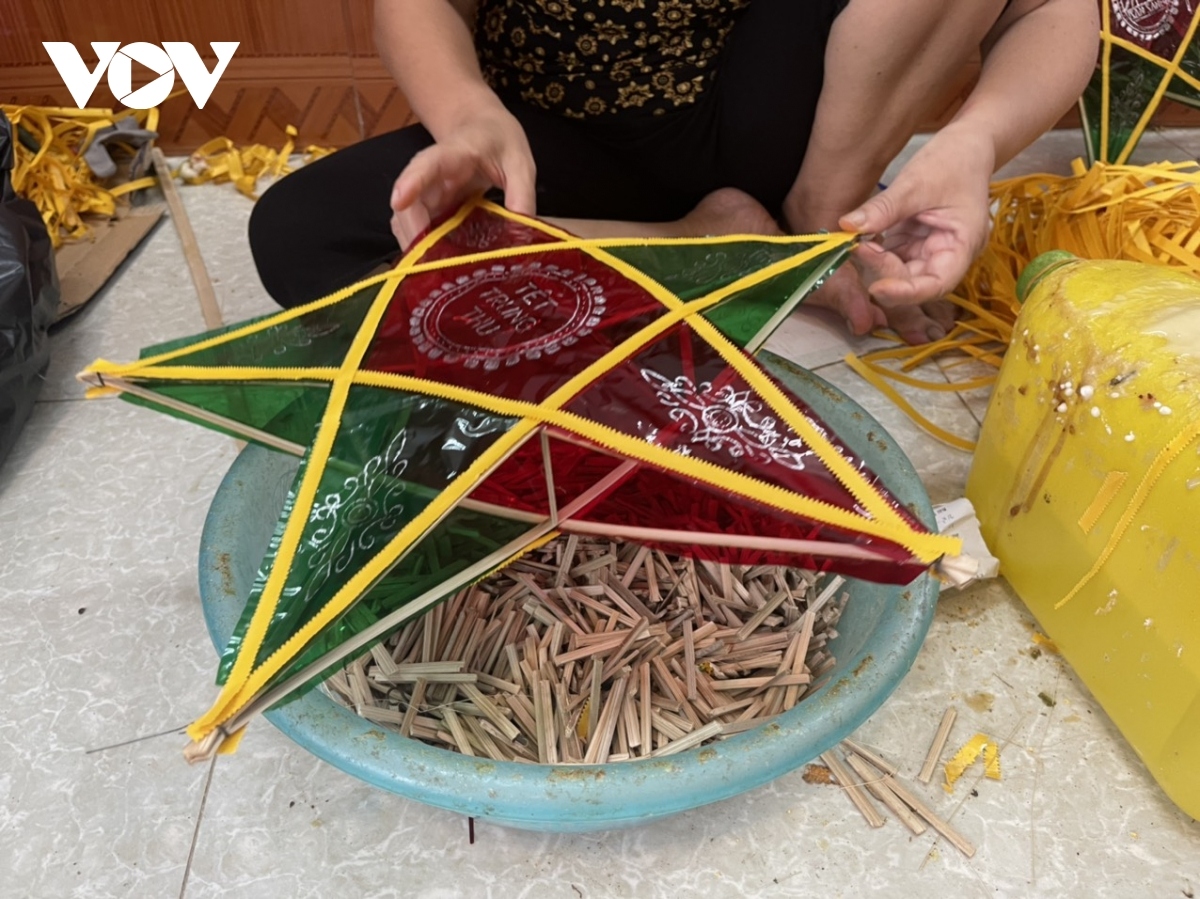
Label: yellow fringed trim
xmin=1 ymin=103 xmax=157 ymax=247
xmin=943 ymin=733 xmax=1001 ymax=792
xmin=1077 ymin=470 xmax=1129 ymax=535
xmin=848 ymin=159 xmax=1200 ymax=450
xmin=178 ymin=125 xmax=335 ymax=200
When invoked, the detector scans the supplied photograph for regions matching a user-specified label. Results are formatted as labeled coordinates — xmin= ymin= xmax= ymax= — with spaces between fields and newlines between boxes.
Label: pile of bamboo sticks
xmin=325 ymin=535 xmax=847 ymax=764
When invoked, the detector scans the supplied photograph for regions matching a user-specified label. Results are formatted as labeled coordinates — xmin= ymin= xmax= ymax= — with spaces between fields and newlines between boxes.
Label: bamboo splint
xmin=836 ymin=740 xmax=977 ymax=858
xmin=324 ymin=535 xmax=849 ymax=765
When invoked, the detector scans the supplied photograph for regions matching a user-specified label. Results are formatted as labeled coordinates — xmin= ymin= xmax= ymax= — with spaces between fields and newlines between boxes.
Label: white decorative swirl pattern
xmin=297 ymin=429 xmax=410 ymax=598
xmin=641 ymin=368 xmax=809 ymax=471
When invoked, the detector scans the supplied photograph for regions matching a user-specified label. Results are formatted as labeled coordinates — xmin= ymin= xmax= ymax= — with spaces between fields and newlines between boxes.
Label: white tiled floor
xmin=2 ymin=129 xmax=1198 ymax=899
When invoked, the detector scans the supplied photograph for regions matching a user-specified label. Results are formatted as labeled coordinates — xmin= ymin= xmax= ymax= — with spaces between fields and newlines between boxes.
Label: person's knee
xmin=248 ymin=174 xmax=299 ymax=265
xmin=248 ymin=173 xmax=314 ymax=306
xmin=248 ymin=125 xmax=434 ymax=307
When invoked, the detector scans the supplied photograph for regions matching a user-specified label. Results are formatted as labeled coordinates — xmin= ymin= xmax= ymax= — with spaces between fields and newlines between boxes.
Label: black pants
xmin=250 ymin=0 xmax=845 ymax=308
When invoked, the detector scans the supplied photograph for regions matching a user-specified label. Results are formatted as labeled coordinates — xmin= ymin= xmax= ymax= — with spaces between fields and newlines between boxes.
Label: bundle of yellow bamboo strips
xmin=177 ymin=125 xmax=334 ymax=199
xmin=1 ymin=102 xmax=336 ymax=245
xmin=848 ymin=159 xmax=1200 ymax=450
xmin=1 ymin=104 xmax=157 ymax=247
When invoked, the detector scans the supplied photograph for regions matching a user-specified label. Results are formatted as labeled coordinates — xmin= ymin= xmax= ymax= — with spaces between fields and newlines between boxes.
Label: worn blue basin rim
xmin=199 ymin=351 xmax=938 ymax=832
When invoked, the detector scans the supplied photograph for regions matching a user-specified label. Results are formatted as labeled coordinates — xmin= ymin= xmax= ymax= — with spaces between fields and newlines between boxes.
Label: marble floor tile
xmin=936 ymin=356 xmax=997 ymax=430
xmin=1159 ymin=126 xmax=1200 ymax=160
xmin=171 ymin=180 xmax=284 ymax=325
xmin=0 ymin=399 xmax=238 ymax=898
xmin=763 ymin=304 xmax=893 ymax=371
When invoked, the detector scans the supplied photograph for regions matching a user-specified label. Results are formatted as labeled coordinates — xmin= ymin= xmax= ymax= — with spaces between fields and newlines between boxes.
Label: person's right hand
xmin=389 ymin=105 xmax=537 ymax=249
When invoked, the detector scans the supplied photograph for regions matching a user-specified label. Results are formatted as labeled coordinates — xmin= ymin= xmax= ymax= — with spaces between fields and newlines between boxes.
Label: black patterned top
xmin=474 ymin=0 xmax=753 ymax=118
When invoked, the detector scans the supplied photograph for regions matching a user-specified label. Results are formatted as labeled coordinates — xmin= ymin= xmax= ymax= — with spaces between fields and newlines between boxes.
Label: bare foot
xmin=806 ymin=265 xmax=887 ymax=336
xmin=676 ymin=187 xmax=784 ymax=238
xmin=807 ymin=252 xmax=959 ymax=344
xmin=880 ymin=297 xmax=959 ymax=345
xmin=546 ymin=187 xmax=783 ymax=240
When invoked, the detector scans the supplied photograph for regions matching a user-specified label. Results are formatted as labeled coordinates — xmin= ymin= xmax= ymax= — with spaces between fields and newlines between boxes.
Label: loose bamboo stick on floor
xmin=882 ymin=774 xmax=976 ymax=858
xmin=918 ymin=707 xmax=958 ymax=785
xmin=841 ymin=738 xmax=899 ymax=777
xmin=821 ymin=751 xmax=886 ymax=829
xmin=844 ymin=752 xmax=926 ymax=835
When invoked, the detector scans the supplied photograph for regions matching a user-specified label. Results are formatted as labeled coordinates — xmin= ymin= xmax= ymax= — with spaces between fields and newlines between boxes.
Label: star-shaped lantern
xmin=80 ymin=199 xmax=958 ymax=759
xmin=1082 ymin=0 xmax=1200 ymax=164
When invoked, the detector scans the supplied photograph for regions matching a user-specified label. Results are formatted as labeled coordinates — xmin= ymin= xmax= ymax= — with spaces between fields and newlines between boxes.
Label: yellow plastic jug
xmin=967 ymin=252 xmax=1200 ymax=819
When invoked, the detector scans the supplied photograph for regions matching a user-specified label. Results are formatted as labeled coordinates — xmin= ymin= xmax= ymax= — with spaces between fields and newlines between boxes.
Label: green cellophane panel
xmin=259 ymin=507 xmax=535 ymax=706
xmin=139 ymin=279 xmax=381 ymax=370
xmin=1166 ymin=40 xmax=1200 ymax=107
xmin=216 ymin=384 xmax=520 ymax=682
xmin=137 ymin=310 xmax=280 ymax=360
xmin=122 ymin=382 xmax=331 ymax=449
xmin=701 ymin=245 xmax=848 ymax=349
xmin=604 ymin=240 xmax=819 ymax=302
xmin=605 ymin=240 xmax=848 ymax=349
xmin=1082 ymin=50 xmax=1162 ymax=163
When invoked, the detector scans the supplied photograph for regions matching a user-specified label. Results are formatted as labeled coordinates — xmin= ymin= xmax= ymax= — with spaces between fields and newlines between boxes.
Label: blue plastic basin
xmin=198 ymin=352 xmax=937 ymax=831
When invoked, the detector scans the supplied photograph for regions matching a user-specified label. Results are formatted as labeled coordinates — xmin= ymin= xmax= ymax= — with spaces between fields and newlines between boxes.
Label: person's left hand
xmin=838 ymin=122 xmax=995 ymax=344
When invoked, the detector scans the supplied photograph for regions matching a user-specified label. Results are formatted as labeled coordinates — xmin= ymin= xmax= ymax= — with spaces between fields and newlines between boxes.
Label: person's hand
xmin=389 ymin=104 xmax=536 ymax=249
xmin=838 ymin=123 xmax=995 ymax=343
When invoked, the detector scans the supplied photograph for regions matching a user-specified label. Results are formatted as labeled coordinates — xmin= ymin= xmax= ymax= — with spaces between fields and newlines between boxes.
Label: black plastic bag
xmin=0 ymin=111 xmax=60 ymax=470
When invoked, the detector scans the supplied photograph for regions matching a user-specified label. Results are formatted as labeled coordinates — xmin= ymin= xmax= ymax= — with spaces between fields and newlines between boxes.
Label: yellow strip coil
xmin=848 ymin=160 xmax=1200 ymax=450
xmin=178 ymin=125 xmax=334 ymax=200
xmin=1 ymin=103 xmax=157 ymax=247
xmin=1 ymin=103 xmax=333 ymax=244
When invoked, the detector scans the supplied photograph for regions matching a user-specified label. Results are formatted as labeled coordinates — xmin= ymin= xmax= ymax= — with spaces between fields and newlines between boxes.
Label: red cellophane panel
xmin=365 ymin=245 xmax=665 ymax=404
xmin=1108 ymin=0 xmax=1196 ymax=60
xmin=472 ymin=429 xmax=926 ymax=584
xmin=470 ymin=432 xmax=627 ymax=516
xmin=564 ymin=321 xmax=923 ymax=530
xmin=416 ymin=205 xmax=561 ymax=264
xmin=575 ymin=463 xmax=926 ymax=585
xmin=385 ymin=204 xmax=929 ymax=584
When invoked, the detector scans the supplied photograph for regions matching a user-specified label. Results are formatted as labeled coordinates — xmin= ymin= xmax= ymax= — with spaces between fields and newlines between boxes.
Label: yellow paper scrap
xmin=1031 ymin=632 xmax=1060 ymax=654
xmin=944 ymin=733 xmax=1001 ymax=792
xmin=1 ymin=103 xmax=158 ymax=247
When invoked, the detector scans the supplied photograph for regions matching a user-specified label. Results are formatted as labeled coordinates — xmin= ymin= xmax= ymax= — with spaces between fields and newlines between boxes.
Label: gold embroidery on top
xmin=654 ymin=0 xmax=696 ymax=30
xmin=476 ymin=0 xmax=752 ymax=116
xmin=537 ymin=0 xmax=577 ymax=19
